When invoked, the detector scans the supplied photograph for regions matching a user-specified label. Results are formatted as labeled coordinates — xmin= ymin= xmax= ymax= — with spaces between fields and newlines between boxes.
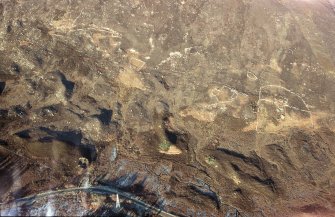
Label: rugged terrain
xmin=0 ymin=0 xmax=335 ymax=216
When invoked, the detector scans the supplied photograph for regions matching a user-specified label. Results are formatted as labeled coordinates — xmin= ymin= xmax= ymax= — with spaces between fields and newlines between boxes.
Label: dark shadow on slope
xmin=39 ymin=127 xmax=97 ymax=162
xmin=93 ymin=108 xmax=113 ymax=126
xmin=0 ymin=81 xmax=5 ymax=94
xmin=55 ymin=70 xmax=75 ymax=99
xmin=15 ymin=130 xmax=31 ymax=139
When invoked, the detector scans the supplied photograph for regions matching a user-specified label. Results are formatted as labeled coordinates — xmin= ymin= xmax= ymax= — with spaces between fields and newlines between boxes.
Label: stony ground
xmin=0 ymin=0 xmax=335 ymax=216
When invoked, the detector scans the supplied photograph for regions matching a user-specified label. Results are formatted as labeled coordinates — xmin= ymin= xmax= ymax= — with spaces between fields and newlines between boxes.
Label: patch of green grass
xmin=205 ymin=156 xmax=216 ymax=165
xmin=159 ymin=139 xmax=171 ymax=151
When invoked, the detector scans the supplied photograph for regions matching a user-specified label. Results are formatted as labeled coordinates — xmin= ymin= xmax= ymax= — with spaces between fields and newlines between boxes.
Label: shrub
xmin=159 ymin=139 xmax=171 ymax=151
xmin=206 ymin=156 xmax=216 ymax=165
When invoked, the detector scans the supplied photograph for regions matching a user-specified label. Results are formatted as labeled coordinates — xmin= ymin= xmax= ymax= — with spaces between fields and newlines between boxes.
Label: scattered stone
xmin=110 ymin=147 xmax=117 ymax=162
xmin=78 ymin=157 xmax=89 ymax=169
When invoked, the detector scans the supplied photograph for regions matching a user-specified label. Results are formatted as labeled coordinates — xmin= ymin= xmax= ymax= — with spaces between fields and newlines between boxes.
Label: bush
xmin=206 ymin=156 xmax=216 ymax=165
xmin=159 ymin=140 xmax=171 ymax=151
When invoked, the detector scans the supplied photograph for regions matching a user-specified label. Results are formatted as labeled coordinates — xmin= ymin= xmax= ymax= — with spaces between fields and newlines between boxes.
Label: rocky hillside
xmin=0 ymin=0 xmax=335 ymax=216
